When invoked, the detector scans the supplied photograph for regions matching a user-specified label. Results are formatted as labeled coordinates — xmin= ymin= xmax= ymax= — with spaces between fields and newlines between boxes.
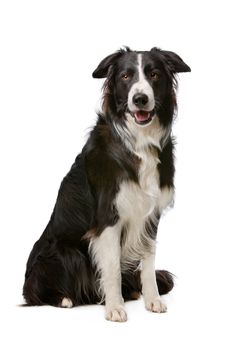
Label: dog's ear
xmin=151 ymin=48 xmax=191 ymax=73
xmin=92 ymin=51 xmax=123 ymax=78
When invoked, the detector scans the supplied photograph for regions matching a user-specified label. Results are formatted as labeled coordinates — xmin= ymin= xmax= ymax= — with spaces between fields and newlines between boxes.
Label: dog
xmin=23 ymin=47 xmax=190 ymax=322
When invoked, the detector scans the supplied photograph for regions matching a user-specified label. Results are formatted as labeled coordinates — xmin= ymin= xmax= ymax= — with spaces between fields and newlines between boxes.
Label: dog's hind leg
xmin=23 ymin=240 xmax=97 ymax=307
xmin=23 ymin=255 xmax=69 ymax=307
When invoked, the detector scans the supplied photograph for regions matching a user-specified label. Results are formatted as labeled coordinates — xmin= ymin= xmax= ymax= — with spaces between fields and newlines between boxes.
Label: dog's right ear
xmin=92 ymin=51 xmax=123 ymax=79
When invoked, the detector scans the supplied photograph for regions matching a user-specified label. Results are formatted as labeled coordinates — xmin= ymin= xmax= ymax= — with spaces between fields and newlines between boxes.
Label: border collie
xmin=23 ymin=47 xmax=190 ymax=322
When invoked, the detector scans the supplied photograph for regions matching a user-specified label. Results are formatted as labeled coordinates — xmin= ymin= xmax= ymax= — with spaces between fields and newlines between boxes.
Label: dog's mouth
xmin=130 ymin=110 xmax=155 ymax=125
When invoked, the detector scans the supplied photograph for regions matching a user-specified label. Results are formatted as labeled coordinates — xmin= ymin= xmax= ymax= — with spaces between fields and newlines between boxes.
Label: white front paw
xmin=145 ymin=297 xmax=167 ymax=313
xmin=105 ymin=305 xmax=128 ymax=322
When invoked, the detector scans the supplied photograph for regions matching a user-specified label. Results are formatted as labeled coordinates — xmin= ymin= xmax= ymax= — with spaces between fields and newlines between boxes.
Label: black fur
xmin=23 ymin=47 xmax=190 ymax=307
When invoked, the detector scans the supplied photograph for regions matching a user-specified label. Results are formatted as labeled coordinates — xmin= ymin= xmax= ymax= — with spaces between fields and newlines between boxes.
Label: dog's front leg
xmin=141 ymin=247 xmax=167 ymax=313
xmin=91 ymin=222 xmax=127 ymax=322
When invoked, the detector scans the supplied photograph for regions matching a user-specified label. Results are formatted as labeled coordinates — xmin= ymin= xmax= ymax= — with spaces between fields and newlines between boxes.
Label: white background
xmin=0 ymin=0 xmax=232 ymax=349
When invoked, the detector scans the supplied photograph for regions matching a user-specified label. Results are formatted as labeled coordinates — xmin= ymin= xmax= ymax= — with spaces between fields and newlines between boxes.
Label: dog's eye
xmin=150 ymin=71 xmax=159 ymax=80
xmin=122 ymin=74 xmax=129 ymax=81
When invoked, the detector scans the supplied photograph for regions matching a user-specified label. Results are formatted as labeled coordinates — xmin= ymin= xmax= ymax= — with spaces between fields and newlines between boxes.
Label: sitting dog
xmin=23 ymin=47 xmax=190 ymax=322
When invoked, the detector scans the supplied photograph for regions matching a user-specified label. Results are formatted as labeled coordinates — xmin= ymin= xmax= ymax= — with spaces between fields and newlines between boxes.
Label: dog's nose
xmin=133 ymin=93 xmax=149 ymax=108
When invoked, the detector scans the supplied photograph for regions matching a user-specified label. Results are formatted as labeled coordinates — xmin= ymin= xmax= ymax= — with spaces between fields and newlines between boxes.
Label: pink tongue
xmin=135 ymin=111 xmax=150 ymax=121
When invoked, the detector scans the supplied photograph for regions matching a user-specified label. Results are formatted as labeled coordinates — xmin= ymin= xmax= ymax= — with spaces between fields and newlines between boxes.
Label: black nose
xmin=133 ymin=93 xmax=148 ymax=108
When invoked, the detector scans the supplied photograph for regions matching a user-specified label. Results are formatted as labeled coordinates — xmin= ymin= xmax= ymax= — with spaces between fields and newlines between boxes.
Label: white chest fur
xmin=116 ymin=149 xmax=160 ymax=223
xmin=116 ymin=147 xmax=173 ymax=266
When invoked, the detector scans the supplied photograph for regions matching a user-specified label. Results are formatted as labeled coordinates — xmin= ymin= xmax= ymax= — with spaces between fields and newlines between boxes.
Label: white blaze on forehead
xmin=127 ymin=53 xmax=155 ymax=112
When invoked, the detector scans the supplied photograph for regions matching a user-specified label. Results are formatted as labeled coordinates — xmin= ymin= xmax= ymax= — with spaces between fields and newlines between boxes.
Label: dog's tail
xmin=122 ymin=269 xmax=174 ymax=301
xmin=156 ymin=270 xmax=175 ymax=295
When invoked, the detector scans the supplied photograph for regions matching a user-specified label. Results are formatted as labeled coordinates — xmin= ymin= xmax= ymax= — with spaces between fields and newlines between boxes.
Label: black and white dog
xmin=23 ymin=47 xmax=190 ymax=322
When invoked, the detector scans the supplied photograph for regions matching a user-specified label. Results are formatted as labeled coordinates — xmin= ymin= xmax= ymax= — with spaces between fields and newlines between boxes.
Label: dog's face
xmin=93 ymin=47 xmax=190 ymax=127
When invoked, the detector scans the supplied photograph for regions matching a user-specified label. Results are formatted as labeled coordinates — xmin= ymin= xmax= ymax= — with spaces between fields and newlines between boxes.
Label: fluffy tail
xmin=156 ymin=270 xmax=174 ymax=295
xmin=122 ymin=269 xmax=174 ymax=301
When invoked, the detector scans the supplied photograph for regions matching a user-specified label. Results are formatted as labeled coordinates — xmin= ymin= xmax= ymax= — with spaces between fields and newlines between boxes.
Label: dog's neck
xmin=109 ymin=111 xmax=170 ymax=155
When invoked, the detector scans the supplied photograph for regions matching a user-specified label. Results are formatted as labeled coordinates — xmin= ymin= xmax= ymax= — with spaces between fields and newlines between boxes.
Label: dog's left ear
xmin=152 ymin=48 xmax=191 ymax=73
xmin=92 ymin=51 xmax=123 ymax=78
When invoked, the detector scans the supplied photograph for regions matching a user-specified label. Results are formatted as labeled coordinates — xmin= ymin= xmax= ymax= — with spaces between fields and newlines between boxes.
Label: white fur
xmin=125 ymin=111 xmax=167 ymax=150
xmin=117 ymin=147 xmax=160 ymax=268
xmin=61 ymin=297 xmax=73 ymax=308
xmin=141 ymin=253 xmax=167 ymax=312
xmin=117 ymin=142 xmax=173 ymax=263
xmin=90 ymin=222 xmax=127 ymax=322
xmin=158 ymin=186 xmax=174 ymax=213
xmin=128 ymin=54 xmax=155 ymax=112
xmin=112 ymin=120 xmax=134 ymax=151
xmin=114 ymin=111 xmax=169 ymax=154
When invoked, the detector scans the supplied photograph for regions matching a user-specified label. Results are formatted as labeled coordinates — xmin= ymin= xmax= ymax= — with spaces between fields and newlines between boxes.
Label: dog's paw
xmin=61 ymin=297 xmax=73 ymax=308
xmin=105 ymin=305 xmax=128 ymax=322
xmin=145 ymin=298 xmax=167 ymax=313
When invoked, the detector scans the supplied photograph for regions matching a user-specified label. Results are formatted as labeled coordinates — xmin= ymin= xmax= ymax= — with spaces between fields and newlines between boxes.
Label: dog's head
xmin=92 ymin=47 xmax=190 ymax=129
